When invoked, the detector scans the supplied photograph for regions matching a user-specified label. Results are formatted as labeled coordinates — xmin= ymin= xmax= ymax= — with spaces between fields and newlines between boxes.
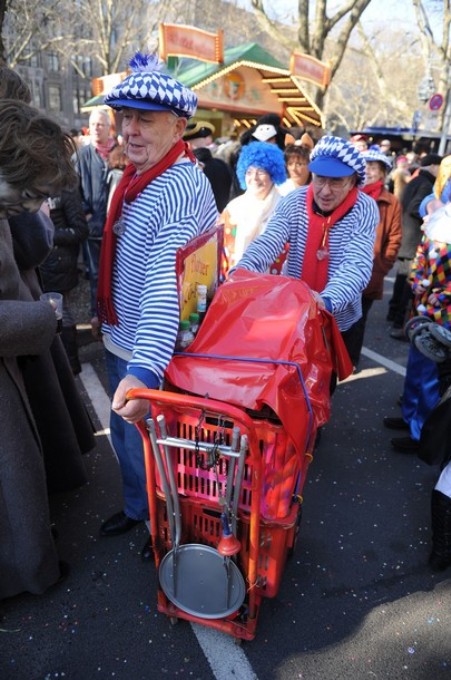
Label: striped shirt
xmin=103 ymin=160 xmax=218 ymax=386
xmin=236 ymin=187 xmax=379 ymax=331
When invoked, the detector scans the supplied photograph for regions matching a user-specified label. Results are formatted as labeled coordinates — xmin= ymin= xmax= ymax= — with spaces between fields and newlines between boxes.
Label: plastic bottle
xmin=196 ymin=284 xmax=207 ymax=323
xmin=189 ymin=312 xmax=200 ymax=336
xmin=175 ymin=320 xmax=194 ymax=351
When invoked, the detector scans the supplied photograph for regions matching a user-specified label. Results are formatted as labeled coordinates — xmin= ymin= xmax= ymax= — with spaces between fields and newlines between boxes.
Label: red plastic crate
xmin=155 ymin=494 xmax=299 ymax=599
xmin=152 ymin=407 xmax=310 ymax=522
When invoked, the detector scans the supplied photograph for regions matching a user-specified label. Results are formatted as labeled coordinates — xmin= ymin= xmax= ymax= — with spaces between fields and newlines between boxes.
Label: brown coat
xmin=363 ymin=189 xmax=402 ymax=300
xmin=0 ymin=218 xmax=61 ymax=599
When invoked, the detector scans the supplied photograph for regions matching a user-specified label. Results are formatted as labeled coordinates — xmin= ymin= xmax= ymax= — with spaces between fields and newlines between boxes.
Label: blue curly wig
xmin=237 ymin=141 xmax=287 ymax=189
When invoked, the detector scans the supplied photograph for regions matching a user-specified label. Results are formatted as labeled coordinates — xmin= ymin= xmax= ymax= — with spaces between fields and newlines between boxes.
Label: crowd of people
xmin=2 ymin=53 xmax=451 ymax=605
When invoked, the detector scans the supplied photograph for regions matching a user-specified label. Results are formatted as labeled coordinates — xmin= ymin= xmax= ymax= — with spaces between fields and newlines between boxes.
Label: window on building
xmin=47 ymin=53 xmax=59 ymax=72
xmin=48 ymin=84 xmax=62 ymax=112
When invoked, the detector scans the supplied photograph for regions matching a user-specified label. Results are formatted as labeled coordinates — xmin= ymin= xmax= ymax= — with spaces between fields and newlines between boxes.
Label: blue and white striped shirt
xmin=103 ymin=160 xmax=218 ymax=386
xmin=236 ymin=187 xmax=379 ymax=331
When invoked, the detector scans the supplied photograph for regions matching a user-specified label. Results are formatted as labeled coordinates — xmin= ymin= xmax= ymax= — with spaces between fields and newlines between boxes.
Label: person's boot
xmin=61 ymin=325 xmax=82 ymax=375
xmin=429 ymin=489 xmax=451 ymax=571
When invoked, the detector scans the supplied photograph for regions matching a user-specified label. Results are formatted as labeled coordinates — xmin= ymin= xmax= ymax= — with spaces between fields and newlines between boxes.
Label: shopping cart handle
xmin=126 ymin=388 xmax=256 ymax=430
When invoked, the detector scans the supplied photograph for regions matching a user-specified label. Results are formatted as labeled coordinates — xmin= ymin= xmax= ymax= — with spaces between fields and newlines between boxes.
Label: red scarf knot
xmin=301 ymin=184 xmax=358 ymax=292
xmin=97 ymin=139 xmax=194 ymax=325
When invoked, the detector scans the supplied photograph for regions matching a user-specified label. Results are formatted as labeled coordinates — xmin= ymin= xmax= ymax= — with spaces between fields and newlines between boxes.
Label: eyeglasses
xmin=312 ymin=175 xmax=353 ymax=189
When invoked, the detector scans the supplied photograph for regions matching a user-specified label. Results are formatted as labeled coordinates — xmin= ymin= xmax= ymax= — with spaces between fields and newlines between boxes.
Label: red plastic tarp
xmin=165 ymin=270 xmax=352 ymax=455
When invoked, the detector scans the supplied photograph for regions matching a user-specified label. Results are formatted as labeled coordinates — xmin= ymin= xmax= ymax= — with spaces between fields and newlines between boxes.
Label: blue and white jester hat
xmin=362 ymin=149 xmax=393 ymax=171
xmin=104 ymin=52 xmax=198 ymax=119
xmin=309 ymin=135 xmax=366 ymax=187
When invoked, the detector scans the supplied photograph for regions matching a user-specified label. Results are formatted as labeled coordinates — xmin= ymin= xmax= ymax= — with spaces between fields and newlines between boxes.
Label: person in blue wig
xmin=220 ymin=141 xmax=286 ymax=270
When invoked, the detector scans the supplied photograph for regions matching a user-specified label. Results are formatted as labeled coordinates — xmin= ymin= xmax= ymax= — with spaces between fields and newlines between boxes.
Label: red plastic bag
xmin=166 ymin=270 xmax=352 ymax=456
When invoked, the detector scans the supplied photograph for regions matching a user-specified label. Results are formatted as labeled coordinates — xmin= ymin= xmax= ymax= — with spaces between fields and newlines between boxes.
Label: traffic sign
xmin=429 ymin=93 xmax=444 ymax=111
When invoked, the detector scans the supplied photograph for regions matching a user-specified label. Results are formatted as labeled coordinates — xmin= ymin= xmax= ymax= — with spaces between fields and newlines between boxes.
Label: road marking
xmin=78 ymin=362 xmax=258 ymax=680
xmin=361 ymin=347 xmax=407 ymax=377
xmin=79 ymin=363 xmax=112 ymax=444
xmin=192 ymin=624 xmax=258 ymax=680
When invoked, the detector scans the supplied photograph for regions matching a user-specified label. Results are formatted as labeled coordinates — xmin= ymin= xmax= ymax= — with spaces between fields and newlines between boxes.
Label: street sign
xmin=429 ymin=93 xmax=444 ymax=111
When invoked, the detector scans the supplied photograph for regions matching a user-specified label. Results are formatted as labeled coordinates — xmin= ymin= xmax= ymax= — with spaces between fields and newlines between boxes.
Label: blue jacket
xmin=75 ymin=144 xmax=110 ymax=238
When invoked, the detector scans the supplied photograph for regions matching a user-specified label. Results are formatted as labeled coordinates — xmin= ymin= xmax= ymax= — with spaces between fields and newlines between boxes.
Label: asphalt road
xmin=1 ymin=274 xmax=450 ymax=680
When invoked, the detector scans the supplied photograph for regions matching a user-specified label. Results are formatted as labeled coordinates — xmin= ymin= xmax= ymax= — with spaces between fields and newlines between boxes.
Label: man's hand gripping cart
xmin=127 ymin=270 xmax=352 ymax=641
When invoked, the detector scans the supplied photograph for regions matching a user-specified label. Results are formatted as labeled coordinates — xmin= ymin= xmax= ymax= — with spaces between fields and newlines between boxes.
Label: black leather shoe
xmin=390 ymin=436 xmax=419 ymax=453
xmin=141 ymin=536 xmax=153 ymax=562
xmin=100 ymin=511 xmax=142 ymax=537
xmin=383 ymin=416 xmax=409 ymax=430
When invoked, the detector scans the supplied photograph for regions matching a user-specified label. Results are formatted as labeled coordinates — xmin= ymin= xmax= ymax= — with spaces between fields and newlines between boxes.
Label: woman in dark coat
xmin=0 ymin=99 xmax=80 ymax=598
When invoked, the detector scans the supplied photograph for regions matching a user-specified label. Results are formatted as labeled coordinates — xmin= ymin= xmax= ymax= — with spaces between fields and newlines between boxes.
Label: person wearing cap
xmin=184 ymin=121 xmax=232 ymax=212
xmin=192 ymin=147 xmax=232 ymax=212
xmin=219 ymin=141 xmax=286 ymax=270
xmin=347 ymin=150 xmax=402 ymax=367
xmin=183 ymin=120 xmax=216 ymax=150
xmin=349 ymin=134 xmax=369 ymax=153
xmin=96 ymin=53 xmax=218 ymax=558
xmin=232 ymin=135 xmax=379 ymax=361
xmin=387 ymin=153 xmax=443 ymax=338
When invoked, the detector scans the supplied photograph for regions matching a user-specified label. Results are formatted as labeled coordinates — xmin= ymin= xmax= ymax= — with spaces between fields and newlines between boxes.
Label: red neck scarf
xmin=302 ymin=184 xmax=358 ymax=292
xmin=95 ymin=137 xmax=116 ymax=161
xmin=362 ymin=180 xmax=384 ymax=201
xmin=97 ymin=139 xmax=195 ymax=325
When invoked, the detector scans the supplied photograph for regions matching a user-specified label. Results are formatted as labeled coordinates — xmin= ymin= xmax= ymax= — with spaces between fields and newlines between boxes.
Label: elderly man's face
xmin=89 ymin=111 xmax=110 ymax=146
xmin=121 ymin=108 xmax=187 ymax=173
xmin=311 ymin=174 xmax=356 ymax=212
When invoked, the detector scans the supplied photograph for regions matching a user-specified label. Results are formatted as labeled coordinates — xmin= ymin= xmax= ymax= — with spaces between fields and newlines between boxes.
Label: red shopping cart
xmin=128 ymin=270 xmax=352 ymax=641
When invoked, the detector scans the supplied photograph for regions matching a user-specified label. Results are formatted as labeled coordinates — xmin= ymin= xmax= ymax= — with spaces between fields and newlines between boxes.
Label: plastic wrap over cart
xmin=128 ymin=269 xmax=352 ymax=641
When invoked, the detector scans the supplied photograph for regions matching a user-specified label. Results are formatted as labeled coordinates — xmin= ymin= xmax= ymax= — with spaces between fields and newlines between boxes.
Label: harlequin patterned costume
xmin=411 ymin=238 xmax=451 ymax=326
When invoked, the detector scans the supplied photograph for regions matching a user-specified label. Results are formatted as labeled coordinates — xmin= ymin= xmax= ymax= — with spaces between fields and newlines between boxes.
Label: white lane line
xmin=78 ymin=362 xmax=258 ymax=680
xmin=361 ymin=346 xmax=407 ymax=377
xmin=192 ymin=624 xmax=258 ymax=680
xmin=79 ymin=363 xmax=112 ymax=444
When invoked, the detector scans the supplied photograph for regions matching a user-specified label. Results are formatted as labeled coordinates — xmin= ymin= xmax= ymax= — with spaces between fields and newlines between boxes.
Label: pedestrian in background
xmin=219 ymin=141 xmax=286 ymax=271
xmin=75 ymin=108 xmax=117 ymax=334
xmin=39 ymin=189 xmax=89 ymax=375
xmin=348 ymin=149 xmax=402 ymax=368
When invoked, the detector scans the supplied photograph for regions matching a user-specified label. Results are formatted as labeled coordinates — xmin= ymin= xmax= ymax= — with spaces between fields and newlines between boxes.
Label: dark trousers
xmin=388 ymin=272 xmax=413 ymax=328
xmin=341 ymin=296 xmax=374 ymax=367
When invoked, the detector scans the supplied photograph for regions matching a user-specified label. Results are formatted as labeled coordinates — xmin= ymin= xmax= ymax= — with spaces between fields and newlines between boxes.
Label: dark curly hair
xmin=0 ymin=99 xmax=77 ymax=195
xmin=0 ymin=66 xmax=31 ymax=103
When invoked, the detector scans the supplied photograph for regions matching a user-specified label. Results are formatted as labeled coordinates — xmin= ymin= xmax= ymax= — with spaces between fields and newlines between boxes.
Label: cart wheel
xmin=430 ymin=323 xmax=451 ymax=348
xmin=413 ymin=330 xmax=447 ymax=363
xmin=404 ymin=315 xmax=432 ymax=342
xmin=169 ymin=616 xmax=179 ymax=626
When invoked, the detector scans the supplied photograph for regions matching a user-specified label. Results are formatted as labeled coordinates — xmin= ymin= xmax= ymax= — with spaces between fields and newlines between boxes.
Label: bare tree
xmin=1 ymin=0 xmax=68 ymax=67
xmin=68 ymin=0 xmax=189 ymax=77
xmin=250 ymin=0 xmax=373 ymax=108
